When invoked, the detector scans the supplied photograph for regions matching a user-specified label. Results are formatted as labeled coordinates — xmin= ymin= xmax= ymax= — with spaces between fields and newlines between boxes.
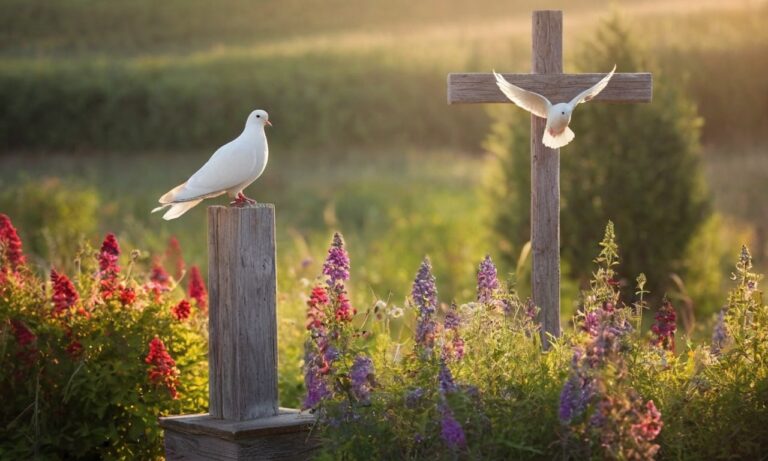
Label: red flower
xmin=188 ymin=266 xmax=207 ymax=311
xmin=51 ymin=269 xmax=79 ymax=316
xmin=10 ymin=319 xmax=37 ymax=366
xmin=165 ymin=236 xmax=185 ymax=280
xmin=172 ymin=299 xmax=191 ymax=321
xmin=147 ymin=261 xmax=171 ymax=297
xmin=118 ymin=285 xmax=136 ymax=307
xmin=306 ymin=285 xmax=329 ymax=330
xmin=145 ymin=336 xmax=180 ymax=399
xmin=335 ymin=290 xmax=356 ymax=322
xmin=11 ymin=319 xmax=35 ymax=347
xmin=631 ymin=400 xmax=663 ymax=442
xmin=98 ymin=233 xmax=121 ymax=298
xmin=651 ymin=300 xmax=676 ymax=351
xmin=0 ymin=214 xmax=26 ymax=272
xmin=66 ymin=340 xmax=84 ymax=358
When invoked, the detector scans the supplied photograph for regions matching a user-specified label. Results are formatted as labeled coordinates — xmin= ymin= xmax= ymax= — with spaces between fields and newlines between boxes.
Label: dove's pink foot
xmin=229 ymin=192 xmax=257 ymax=207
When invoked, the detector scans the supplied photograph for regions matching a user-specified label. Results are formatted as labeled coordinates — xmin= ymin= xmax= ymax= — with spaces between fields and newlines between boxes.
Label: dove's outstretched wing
xmin=493 ymin=71 xmax=551 ymax=119
xmin=568 ymin=65 xmax=617 ymax=107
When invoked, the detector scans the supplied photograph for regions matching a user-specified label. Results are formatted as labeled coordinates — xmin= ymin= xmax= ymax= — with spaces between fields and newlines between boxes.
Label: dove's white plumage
xmin=493 ymin=65 xmax=616 ymax=149
xmin=152 ymin=109 xmax=271 ymax=220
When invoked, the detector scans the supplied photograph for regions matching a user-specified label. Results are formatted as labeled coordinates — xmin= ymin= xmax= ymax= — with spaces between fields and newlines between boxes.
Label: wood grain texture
xmin=208 ymin=205 xmax=279 ymax=421
xmin=161 ymin=410 xmax=319 ymax=461
xmin=531 ymin=11 xmax=562 ymax=348
xmin=447 ymin=72 xmax=652 ymax=104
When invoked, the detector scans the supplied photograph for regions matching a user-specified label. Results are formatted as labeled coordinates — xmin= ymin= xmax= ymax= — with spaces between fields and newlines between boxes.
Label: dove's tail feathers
xmin=159 ymin=200 xmax=204 ymax=220
xmin=159 ymin=183 xmax=187 ymax=204
xmin=542 ymin=126 xmax=575 ymax=149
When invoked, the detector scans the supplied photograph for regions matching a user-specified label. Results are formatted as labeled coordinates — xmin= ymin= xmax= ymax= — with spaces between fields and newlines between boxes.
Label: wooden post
xmin=531 ymin=10 xmax=562 ymax=347
xmin=208 ymin=205 xmax=278 ymax=420
xmin=160 ymin=205 xmax=318 ymax=461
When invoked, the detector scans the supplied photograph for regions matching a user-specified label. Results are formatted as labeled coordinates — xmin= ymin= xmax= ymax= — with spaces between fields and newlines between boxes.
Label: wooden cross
xmin=448 ymin=10 xmax=652 ymax=348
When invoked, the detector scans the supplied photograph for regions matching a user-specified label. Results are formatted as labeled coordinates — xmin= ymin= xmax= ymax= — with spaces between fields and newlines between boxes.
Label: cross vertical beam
xmin=531 ymin=11 xmax=562 ymax=347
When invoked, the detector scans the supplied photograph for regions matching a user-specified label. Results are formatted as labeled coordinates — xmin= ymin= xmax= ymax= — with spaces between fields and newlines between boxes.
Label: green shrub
xmin=0 ymin=215 xmax=207 ymax=459
xmin=485 ymin=15 xmax=709 ymax=298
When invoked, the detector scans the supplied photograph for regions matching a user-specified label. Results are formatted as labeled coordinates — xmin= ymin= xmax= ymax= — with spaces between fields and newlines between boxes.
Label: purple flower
xmin=303 ymin=349 xmax=330 ymax=409
xmin=323 ymin=345 xmax=340 ymax=363
xmin=440 ymin=406 xmax=466 ymax=449
xmin=711 ymin=308 xmax=728 ymax=355
xmin=559 ymin=375 xmax=592 ymax=423
xmin=349 ymin=355 xmax=375 ymax=404
xmin=438 ymin=359 xmax=457 ymax=394
xmin=477 ymin=255 xmax=499 ymax=305
xmin=412 ymin=258 xmax=437 ymax=315
xmin=444 ymin=303 xmax=461 ymax=330
xmin=405 ymin=387 xmax=425 ymax=408
xmin=415 ymin=315 xmax=437 ymax=350
xmin=412 ymin=258 xmax=438 ymax=352
xmin=323 ymin=233 xmax=350 ymax=287
xmin=583 ymin=310 xmax=600 ymax=337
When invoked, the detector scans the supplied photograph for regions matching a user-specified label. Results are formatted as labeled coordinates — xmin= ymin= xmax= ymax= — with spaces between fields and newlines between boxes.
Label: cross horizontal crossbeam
xmin=447 ymin=72 xmax=653 ymax=104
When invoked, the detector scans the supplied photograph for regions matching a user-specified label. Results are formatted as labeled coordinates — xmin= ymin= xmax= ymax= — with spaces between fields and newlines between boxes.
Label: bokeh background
xmin=1 ymin=0 xmax=766 ymax=390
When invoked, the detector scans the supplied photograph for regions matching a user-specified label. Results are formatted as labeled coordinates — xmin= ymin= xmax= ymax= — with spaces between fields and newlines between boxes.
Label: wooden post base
xmin=160 ymin=409 xmax=319 ymax=460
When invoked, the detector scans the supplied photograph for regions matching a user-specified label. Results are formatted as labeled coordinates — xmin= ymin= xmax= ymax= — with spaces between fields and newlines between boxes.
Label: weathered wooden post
xmin=160 ymin=205 xmax=317 ymax=460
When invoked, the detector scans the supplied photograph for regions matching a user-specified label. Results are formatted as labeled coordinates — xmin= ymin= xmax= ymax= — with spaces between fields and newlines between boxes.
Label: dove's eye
xmin=256 ymin=114 xmax=261 ymax=118
xmin=561 ymin=111 xmax=565 ymax=115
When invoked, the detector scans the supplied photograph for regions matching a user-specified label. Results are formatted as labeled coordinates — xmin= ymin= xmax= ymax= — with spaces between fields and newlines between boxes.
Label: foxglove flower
xmin=582 ymin=310 xmax=600 ymax=337
xmin=51 ymin=269 xmax=79 ymax=316
xmin=188 ymin=266 xmax=208 ymax=311
xmin=438 ymin=359 xmax=458 ymax=394
xmin=11 ymin=319 xmax=35 ymax=347
xmin=145 ymin=336 xmax=180 ymax=399
xmin=334 ymin=290 xmax=356 ymax=322
xmin=631 ymin=400 xmax=663 ymax=442
xmin=172 ymin=299 xmax=191 ymax=321
xmin=440 ymin=406 xmax=467 ymax=449
xmin=559 ymin=374 xmax=592 ymax=423
xmin=711 ymin=308 xmax=728 ymax=355
xmin=349 ymin=355 xmax=375 ymax=404
xmin=303 ymin=349 xmax=331 ymax=409
xmin=405 ymin=387 xmax=425 ymax=408
xmin=10 ymin=319 xmax=37 ymax=365
xmin=651 ymin=300 xmax=676 ymax=351
xmin=444 ymin=303 xmax=461 ymax=331
xmin=98 ymin=233 xmax=121 ymax=298
xmin=118 ymin=285 xmax=136 ymax=307
xmin=412 ymin=258 xmax=437 ymax=315
xmin=412 ymin=258 xmax=438 ymax=352
xmin=476 ymin=255 xmax=499 ymax=305
xmin=148 ymin=261 xmax=171 ymax=296
xmin=323 ymin=233 xmax=350 ymax=287
xmin=306 ymin=285 xmax=329 ymax=331
xmin=0 ymin=214 xmax=25 ymax=271
xmin=165 ymin=236 xmax=185 ymax=279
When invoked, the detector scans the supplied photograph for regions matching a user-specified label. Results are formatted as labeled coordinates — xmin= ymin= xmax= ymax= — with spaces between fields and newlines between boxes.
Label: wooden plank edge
xmin=160 ymin=409 xmax=318 ymax=441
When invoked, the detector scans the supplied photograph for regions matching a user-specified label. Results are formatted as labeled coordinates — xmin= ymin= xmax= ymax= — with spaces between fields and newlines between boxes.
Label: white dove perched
xmin=152 ymin=109 xmax=271 ymax=220
xmin=493 ymin=65 xmax=616 ymax=149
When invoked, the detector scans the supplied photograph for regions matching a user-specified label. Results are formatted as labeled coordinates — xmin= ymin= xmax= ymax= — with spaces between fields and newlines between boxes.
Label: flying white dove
xmin=152 ymin=109 xmax=271 ymax=220
xmin=493 ymin=65 xmax=616 ymax=149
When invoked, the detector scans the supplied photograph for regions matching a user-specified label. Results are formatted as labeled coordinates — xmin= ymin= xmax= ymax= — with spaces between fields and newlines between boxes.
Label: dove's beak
xmin=266 ymin=120 xmax=273 ymax=127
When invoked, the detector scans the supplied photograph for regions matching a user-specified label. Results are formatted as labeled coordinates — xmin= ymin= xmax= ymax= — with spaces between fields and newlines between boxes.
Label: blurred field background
xmin=1 ymin=0 xmax=767 ymax=401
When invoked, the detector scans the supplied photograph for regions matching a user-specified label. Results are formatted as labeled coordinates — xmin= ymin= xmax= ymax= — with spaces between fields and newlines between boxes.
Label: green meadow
xmin=1 ymin=0 xmax=767 ymax=407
